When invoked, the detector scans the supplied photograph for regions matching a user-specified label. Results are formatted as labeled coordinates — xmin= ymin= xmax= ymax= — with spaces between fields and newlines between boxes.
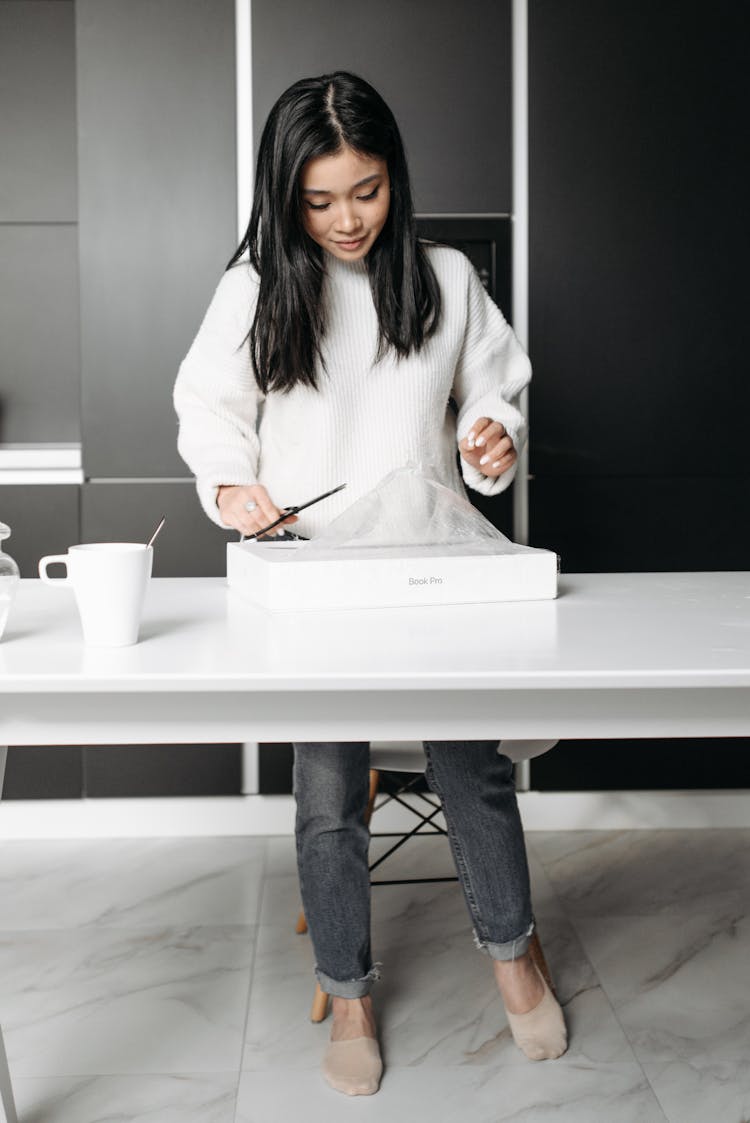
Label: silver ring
xmin=244 ymin=500 xmax=257 ymax=513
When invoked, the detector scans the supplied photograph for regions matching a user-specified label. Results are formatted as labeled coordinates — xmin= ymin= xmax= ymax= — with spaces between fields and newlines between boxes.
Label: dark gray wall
xmin=251 ymin=0 xmax=513 ymax=214
xmin=0 ymin=0 xmax=80 ymax=444
xmin=527 ymin=0 xmax=750 ymax=792
xmin=77 ymin=0 xmax=238 ymax=479
xmin=528 ymin=0 xmax=750 ymax=569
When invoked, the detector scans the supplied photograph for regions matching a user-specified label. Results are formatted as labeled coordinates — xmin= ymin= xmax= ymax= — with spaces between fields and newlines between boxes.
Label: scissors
xmin=242 ymin=482 xmax=347 ymax=541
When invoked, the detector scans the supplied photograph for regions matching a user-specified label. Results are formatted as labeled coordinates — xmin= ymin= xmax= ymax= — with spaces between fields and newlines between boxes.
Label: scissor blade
xmin=291 ymin=482 xmax=347 ymax=515
xmin=243 ymin=483 xmax=347 ymax=541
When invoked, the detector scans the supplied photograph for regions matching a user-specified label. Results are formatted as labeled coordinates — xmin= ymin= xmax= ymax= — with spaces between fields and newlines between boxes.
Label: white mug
xmin=38 ymin=543 xmax=153 ymax=646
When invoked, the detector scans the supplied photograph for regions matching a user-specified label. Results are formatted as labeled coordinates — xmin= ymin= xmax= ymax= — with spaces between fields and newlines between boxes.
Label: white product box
xmin=226 ymin=540 xmax=558 ymax=612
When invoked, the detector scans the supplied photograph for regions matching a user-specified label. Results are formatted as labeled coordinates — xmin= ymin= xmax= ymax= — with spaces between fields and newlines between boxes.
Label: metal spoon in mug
xmin=146 ymin=515 xmax=166 ymax=548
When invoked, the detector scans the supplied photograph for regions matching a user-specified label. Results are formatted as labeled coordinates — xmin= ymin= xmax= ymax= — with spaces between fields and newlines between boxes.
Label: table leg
xmin=0 ymin=1024 xmax=18 ymax=1123
xmin=241 ymin=742 xmax=259 ymax=795
xmin=0 ymin=752 xmax=18 ymax=1121
xmin=514 ymin=758 xmax=530 ymax=791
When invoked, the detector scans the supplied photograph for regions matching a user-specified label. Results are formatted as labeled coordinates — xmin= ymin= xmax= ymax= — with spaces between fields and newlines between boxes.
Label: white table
xmin=2 ymin=573 xmax=750 ymax=751
xmin=1 ymin=572 xmax=750 ymax=1123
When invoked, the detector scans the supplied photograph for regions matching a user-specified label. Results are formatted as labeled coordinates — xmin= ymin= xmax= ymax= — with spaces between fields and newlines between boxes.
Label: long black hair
xmin=227 ymin=71 xmax=441 ymax=395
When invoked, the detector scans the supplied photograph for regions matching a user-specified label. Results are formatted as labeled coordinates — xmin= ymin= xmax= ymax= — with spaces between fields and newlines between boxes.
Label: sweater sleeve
xmin=451 ymin=259 xmax=532 ymax=498
xmin=173 ymin=264 xmax=262 ymax=528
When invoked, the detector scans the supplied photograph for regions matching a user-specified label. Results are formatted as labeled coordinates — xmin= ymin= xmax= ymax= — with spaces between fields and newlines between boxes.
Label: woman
xmin=173 ymin=71 xmax=567 ymax=1096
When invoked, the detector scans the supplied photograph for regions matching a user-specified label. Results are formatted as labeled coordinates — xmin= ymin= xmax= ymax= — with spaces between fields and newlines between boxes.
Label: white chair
xmin=297 ymin=739 xmax=559 ymax=1022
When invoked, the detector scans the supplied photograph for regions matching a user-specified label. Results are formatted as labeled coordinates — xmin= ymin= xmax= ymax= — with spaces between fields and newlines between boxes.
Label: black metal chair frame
xmin=367 ymin=769 xmax=459 ymax=887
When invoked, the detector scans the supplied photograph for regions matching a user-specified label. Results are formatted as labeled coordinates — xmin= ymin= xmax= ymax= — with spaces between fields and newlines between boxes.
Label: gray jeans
xmin=293 ymin=740 xmax=535 ymax=998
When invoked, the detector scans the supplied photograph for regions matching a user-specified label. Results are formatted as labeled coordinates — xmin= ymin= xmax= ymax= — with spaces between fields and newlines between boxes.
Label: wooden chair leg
xmin=310 ymin=981 xmax=330 ymax=1023
xmin=294 ymin=909 xmax=329 ymax=1019
xmin=528 ymin=928 xmax=556 ymax=996
xmin=364 ymin=768 xmax=379 ymax=828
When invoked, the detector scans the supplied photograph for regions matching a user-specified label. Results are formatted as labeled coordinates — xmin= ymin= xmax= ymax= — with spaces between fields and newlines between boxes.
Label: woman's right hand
xmin=216 ymin=484 xmax=299 ymax=537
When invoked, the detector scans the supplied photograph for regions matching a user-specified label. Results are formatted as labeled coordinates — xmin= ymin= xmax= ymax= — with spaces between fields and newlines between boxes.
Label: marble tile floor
xmin=0 ymin=828 xmax=747 ymax=1122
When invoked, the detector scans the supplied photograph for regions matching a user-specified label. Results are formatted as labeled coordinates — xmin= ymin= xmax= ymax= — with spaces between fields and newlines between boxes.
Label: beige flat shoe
xmin=322 ymin=1036 xmax=383 ymax=1096
xmin=504 ymin=961 xmax=568 ymax=1061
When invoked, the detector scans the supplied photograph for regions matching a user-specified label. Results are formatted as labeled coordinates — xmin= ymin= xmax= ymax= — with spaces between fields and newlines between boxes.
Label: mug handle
xmin=38 ymin=554 xmax=71 ymax=587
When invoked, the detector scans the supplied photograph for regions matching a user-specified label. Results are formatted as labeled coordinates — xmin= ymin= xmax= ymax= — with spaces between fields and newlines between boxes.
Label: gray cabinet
xmin=0 ymin=226 xmax=80 ymax=444
xmin=81 ymin=481 xmax=233 ymax=578
xmin=76 ymin=0 xmax=237 ymax=479
xmin=0 ymin=485 xmax=79 ymax=578
xmin=0 ymin=0 xmax=77 ymax=223
xmin=0 ymin=0 xmax=80 ymax=446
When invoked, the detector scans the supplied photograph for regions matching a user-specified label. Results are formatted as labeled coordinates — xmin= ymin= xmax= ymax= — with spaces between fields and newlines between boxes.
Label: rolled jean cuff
xmin=314 ymin=962 xmax=382 ymax=998
xmin=473 ymin=919 xmax=534 ymax=962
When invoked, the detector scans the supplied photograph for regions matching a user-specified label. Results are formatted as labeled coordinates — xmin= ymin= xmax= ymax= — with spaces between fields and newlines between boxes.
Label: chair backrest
xmin=501 ymin=740 xmax=559 ymax=763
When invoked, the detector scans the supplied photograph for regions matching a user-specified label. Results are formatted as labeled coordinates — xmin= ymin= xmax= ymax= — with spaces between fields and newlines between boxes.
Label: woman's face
xmin=300 ymin=146 xmax=390 ymax=262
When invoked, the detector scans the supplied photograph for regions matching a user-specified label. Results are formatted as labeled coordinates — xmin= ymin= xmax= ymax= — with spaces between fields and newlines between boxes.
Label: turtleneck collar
xmin=323 ymin=251 xmax=369 ymax=280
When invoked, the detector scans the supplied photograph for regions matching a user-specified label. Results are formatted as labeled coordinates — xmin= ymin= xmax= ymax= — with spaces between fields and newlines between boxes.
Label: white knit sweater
xmin=173 ymin=244 xmax=531 ymax=538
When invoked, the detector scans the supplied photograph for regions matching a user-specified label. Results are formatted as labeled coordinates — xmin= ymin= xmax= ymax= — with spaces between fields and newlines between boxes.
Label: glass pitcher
xmin=0 ymin=521 xmax=20 ymax=641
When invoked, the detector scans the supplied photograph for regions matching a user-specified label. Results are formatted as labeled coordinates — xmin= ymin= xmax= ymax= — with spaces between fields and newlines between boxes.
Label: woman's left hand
xmin=458 ymin=417 xmax=517 ymax=477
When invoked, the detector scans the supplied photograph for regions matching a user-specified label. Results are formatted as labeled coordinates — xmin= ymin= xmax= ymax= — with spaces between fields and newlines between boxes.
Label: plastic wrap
xmin=296 ymin=463 xmax=525 ymax=559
